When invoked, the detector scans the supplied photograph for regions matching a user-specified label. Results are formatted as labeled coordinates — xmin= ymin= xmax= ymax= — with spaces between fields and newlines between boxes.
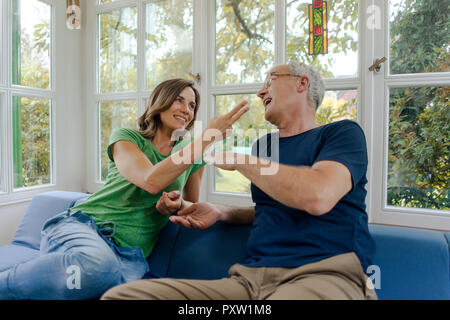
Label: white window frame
xmin=0 ymin=0 xmax=84 ymax=206
xmin=370 ymin=0 xmax=450 ymax=230
xmin=85 ymin=0 xmax=450 ymax=230
xmin=0 ymin=90 xmax=6 ymax=195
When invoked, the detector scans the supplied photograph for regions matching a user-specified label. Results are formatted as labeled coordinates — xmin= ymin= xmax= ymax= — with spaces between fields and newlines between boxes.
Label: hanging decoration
xmin=309 ymin=0 xmax=328 ymax=55
xmin=66 ymin=0 xmax=81 ymax=30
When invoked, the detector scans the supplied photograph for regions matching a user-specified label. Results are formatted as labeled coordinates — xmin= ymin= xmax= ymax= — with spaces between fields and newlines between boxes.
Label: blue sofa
xmin=0 ymin=191 xmax=449 ymax=300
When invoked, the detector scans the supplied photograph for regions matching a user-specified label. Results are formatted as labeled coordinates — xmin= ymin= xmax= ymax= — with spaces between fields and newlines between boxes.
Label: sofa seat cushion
xmin=0 ymin=244 xmax=39 ymax=272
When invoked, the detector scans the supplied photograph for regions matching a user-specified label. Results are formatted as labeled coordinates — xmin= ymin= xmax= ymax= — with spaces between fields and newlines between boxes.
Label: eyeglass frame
xmin=263 ymin=72 xmax=304 ymax=89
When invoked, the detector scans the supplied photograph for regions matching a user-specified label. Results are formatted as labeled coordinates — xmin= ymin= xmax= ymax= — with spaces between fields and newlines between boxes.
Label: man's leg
xmin=102 ymin=264 xmax=260 ymax=300
xmin=101 ymin=277 xmax=250 ymax=300
xmin=264 ymin=253 xmax=378 ymax=300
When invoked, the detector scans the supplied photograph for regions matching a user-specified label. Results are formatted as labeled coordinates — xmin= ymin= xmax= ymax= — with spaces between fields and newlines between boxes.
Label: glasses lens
xmin=264 ymin=74 xmax=270 ymax=88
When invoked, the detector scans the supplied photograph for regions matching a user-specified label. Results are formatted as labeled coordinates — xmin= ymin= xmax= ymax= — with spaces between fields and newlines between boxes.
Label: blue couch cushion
xmin=12 ymin=191 xmax=89 ymax=250
xmin=369 ymin=224 xmax=450 ymax=300
xmin=0 ymin=244 xmax=39 ymax=272
xmin=166 ymin=221 xmax=252 ymax=279
xmin=146 ymin=221 xmax=179 ymax=278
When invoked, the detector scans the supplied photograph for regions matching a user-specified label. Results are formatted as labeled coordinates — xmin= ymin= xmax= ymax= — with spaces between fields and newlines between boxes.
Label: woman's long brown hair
xmin=138 ymin=79 xmax=200 ymax=140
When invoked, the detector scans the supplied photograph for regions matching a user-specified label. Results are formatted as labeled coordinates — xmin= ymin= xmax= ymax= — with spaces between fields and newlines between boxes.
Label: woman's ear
xmin=296 ymin=76 xmax=310 ymax=93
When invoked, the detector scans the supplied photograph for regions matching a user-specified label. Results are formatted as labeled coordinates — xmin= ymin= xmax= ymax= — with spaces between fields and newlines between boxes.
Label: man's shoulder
xmin=324 ymin=119 xmax=362 ymax=130
xmin=321 ymin=120 xmax=365 ymax=138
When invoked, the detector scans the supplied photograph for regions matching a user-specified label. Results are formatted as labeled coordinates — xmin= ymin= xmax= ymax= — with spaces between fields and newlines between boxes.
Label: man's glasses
xmin=263 ymin=72 xmax=303 ymax=89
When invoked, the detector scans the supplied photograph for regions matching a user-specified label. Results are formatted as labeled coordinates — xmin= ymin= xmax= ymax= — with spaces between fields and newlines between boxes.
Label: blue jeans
xmin=0 ymin=210 xmax=151 ymax=300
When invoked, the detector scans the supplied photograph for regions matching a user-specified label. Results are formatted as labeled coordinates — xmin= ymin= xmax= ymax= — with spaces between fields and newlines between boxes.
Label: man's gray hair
xmin=287 ymin=60 xmax=325 ymax=110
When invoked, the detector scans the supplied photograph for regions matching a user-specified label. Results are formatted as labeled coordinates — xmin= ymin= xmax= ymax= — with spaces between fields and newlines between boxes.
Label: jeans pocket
xmin=114 ymin=246 xmax=149 ymax=283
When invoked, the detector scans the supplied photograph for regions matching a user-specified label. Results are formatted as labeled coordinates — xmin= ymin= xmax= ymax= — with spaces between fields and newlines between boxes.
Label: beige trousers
xmin=101 ymin=252 xmax=378 ymax=300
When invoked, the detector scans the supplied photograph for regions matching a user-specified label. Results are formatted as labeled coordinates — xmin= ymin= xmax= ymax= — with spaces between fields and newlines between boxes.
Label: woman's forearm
xmin=144 ymin=134 xmax=212 ymax=194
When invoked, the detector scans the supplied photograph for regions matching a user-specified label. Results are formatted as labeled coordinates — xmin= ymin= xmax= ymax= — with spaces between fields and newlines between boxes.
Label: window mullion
xmin=136 ymin=0 xmax=144 ymax=97
xmin=274 ymin=0 xmax=285 ymax=65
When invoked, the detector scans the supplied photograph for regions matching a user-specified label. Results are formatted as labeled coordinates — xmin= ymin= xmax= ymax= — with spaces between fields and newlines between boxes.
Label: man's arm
xmin=237 ymin=157 xmax=352 ymax=216
xmin=206 ymin=152 xmax=352 ymax=216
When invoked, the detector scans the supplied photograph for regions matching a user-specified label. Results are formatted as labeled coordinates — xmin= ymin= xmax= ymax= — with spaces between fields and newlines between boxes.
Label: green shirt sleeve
xmin=107 ymin=128 xmax=144 ymax=162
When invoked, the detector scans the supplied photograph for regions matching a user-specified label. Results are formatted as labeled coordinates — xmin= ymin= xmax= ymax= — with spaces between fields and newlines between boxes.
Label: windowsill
xmin=0 ymin=184 xmax=57 ymax=207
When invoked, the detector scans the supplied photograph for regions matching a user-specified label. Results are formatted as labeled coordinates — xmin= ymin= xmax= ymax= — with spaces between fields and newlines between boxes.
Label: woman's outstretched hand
xmin=205 ymin=101 xmax=249 ymax=142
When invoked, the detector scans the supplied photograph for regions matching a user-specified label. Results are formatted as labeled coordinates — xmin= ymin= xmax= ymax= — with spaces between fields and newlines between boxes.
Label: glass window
xmin=0 ymin=0 xmax=3 ymax=86
xmin=286 ymin=0 xmax=358 ymax=78
xmin=12 ymin=96 xmax=52 ymax=189
xmin=316 ymin=89 xmax=357 ymax=124
xmin=0 ymin=96 xmax=3 ymax=192
xmin=214 ymin=93 xmax=274 ymax=194
xmin=146 ymin=0 xmax=193 ymax=90
xmin=99 ymin=7 xmax=137 ymax=93
xmin=389 ymin=0 xmax=449 ymax=75
xmin=99 ymin=100 xmax=138 ymax=181
xmin=388 ymin=86 xmax=449 ymax=211
xmin=12 ymin=0 xmax=51 ymax=89
xmin=215 ymin=0 xmax=275 ymax=85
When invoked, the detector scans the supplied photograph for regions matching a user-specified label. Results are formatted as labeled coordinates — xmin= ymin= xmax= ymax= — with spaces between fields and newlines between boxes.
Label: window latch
xmin=188 ymin=72 xmax=201 ymax=84
xmin=369 ymin=57 xmax=387 ymax=72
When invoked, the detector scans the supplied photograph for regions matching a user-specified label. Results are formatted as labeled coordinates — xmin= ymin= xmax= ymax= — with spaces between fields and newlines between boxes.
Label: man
xmin=101 ymin=60 xmax=377 ymax=300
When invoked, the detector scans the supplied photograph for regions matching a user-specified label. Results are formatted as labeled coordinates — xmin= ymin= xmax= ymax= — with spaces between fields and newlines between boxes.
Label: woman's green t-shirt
xmin=71 ymin=128 xmax=205 ymax=258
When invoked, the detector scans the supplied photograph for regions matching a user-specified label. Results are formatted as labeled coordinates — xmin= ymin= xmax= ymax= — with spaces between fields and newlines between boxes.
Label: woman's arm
xmin=182 ymin=166 xmax=205 ymax=205
xmin=112 ymin=135 xmax=210 ymax=195
xmin=112 ymin=102 xmax=248 ymax=195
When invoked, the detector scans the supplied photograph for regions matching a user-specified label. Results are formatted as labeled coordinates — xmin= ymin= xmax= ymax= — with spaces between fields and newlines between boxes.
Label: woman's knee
xmin=62 ymin=249 xmax=121 ymax=299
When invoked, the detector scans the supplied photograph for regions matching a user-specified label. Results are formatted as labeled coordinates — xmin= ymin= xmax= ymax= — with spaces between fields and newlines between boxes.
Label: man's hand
xmin=204 ymin=151 xmax=250 ymax=171
xmin=169 ymin=202 xmax=222 ymax=230
xmin=156 ymin=191 xmax=182 ymax=215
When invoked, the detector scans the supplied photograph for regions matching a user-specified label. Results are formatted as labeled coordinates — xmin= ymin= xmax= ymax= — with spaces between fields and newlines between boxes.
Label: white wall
xmin=0 ymin=0 xmax=86 ymax=244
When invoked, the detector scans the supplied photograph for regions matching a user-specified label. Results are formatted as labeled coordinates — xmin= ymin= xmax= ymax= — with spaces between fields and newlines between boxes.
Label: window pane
xmin=12 ymin=96 xmax=51 ymax=188
xmin=214 ymin=94 xmax=275 ymax=194
xmin=0 ymin=97 xmax=3 ymax=192
xmin=12 ymin=0 xmax=51 ymax=89
xmin=389 ymin=0 xmax=449 ymax=74
xmin=286 ymin=0 xmax=358 ymax=78
xmin=316 ymin=89 xmax=357 ymax=124
xmin=99 ymin=100 xmax=137 ymax=181
xmin=146 ymin=0 xmax=193 ymax=90
xmin=99 ymin=7 xmax=137 ymax=93
xmin=215 ymin=0 xmax=275 ymax=85
xmin=388 ymin=86 xmax=449 ymax=211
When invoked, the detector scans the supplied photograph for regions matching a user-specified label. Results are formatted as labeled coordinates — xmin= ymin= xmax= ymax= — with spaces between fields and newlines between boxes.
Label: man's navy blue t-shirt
xmin=243 ymin=120 xmax=375 ymax=271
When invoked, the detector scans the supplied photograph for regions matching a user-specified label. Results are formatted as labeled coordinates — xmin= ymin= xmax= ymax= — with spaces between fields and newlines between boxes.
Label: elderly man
xmin=102 ymin=60 xmax=377 ymax=300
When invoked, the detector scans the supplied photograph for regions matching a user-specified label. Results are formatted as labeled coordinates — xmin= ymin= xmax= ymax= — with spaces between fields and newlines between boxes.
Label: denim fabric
xmin=0 ymin=210 xmax=150 ymax=300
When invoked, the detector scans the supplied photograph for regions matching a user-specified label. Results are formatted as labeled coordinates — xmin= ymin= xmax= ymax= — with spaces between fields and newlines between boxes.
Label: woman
xmin=0 ymin=79 xmax=249 ymax=300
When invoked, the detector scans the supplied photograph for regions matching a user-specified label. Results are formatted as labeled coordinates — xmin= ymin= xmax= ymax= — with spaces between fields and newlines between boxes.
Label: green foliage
xmin=387 ymin=0 xmax=449 ymax=210
xmin=286 ymin=0 xmax=358 ymax=77
xmin=100 ymin=101 xmax=138 ymax=181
